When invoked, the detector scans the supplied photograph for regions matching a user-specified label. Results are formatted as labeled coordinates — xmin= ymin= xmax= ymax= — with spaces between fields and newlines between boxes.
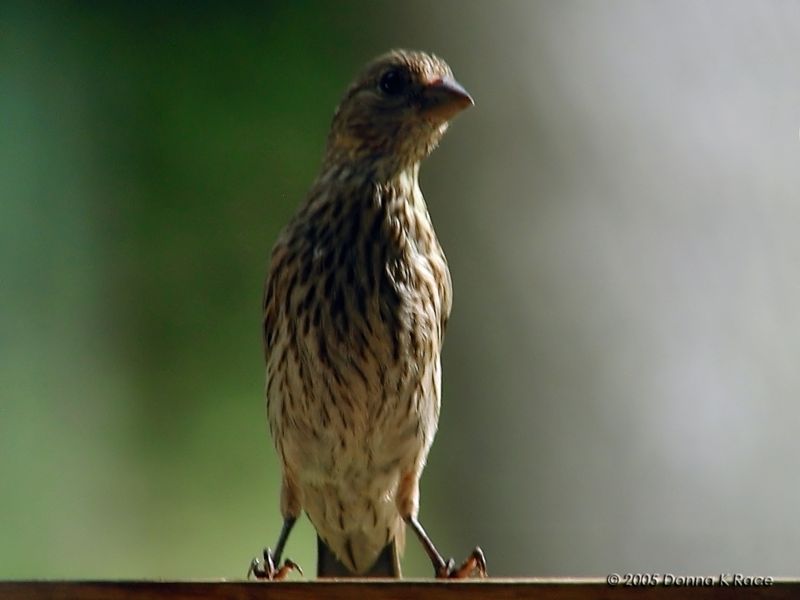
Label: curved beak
xmin=419 ymin=77 xmax=474 ymax=121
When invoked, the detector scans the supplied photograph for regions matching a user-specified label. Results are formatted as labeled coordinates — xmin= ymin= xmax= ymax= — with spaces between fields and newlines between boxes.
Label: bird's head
xmin=324 ymin=49 xmax=473 ymax=173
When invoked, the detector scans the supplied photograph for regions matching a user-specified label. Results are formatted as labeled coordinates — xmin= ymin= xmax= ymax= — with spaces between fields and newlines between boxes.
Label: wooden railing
xmin=0 ymin=579 xmax=797 ymax=599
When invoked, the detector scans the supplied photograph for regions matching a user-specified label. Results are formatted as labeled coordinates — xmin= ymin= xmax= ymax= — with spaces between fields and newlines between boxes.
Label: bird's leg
xmin=248 ymin=517 xmax=303 ymax=580
xmin=406 ymin=516 xmax=487 ymax=579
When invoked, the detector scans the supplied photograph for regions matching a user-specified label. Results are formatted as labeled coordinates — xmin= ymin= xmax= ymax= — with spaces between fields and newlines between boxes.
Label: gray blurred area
xmin=2 ymin=0 xmax=799 ymax=579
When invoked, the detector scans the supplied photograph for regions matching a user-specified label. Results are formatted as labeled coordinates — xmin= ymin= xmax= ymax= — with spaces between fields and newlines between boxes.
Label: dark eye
xmin=378 ymin=68 xmax=408 ymax=96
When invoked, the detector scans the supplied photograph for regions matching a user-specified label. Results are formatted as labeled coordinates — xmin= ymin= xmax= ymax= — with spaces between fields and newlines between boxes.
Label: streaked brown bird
xmin=250 ymin=49 xmax=484 ymax=579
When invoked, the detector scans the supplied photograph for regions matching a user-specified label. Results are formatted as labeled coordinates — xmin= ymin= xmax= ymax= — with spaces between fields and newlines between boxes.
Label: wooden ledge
xmin=0 ymin=579 xmax=797 ymax=599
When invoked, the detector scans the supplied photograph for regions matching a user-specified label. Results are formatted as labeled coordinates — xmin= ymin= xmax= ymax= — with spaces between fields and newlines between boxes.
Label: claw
xmin=275 ymin=558 xmax=303 ymax=579
xmin=436 ymin=558 xmax=456 ymax=578
xmin=247 ymin=557 xmax=260 ymax=579
xmin=248 ymin=547 xmax=302 ymax=581
xmin=437 ymin=547 xmax=487 ymax=579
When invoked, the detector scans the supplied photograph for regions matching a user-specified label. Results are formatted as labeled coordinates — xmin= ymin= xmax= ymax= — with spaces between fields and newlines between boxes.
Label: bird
xmin=249 ymin=49 xmax=485 ymax=579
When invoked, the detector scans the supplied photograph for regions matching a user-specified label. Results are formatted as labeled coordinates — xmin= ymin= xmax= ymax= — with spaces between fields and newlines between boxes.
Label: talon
xmin=272 ymin=557 xmax=302 ymax=580
xmin=248 ymin=555 xmax=270 ymax=580
xmin=247 ymin=557 xmax=260 ymax=579
xmin=436 ymin=558 xmax=456 ymax=579
xmin=264 ymin=547 xmax=276 ymax=572
xmin=284 ymin=558 xmax=304 ymax=577
xmin=471 ymin=546 xmax=488 ymax=578
xmin=442 ymin=547 xmax=487 ymax=579
xmin=248 ymin=548 xmax=302 ymax=581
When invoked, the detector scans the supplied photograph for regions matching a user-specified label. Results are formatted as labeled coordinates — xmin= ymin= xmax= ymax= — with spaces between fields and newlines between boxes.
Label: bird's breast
xmin=266 ymin=178 xmax=450 ymax=475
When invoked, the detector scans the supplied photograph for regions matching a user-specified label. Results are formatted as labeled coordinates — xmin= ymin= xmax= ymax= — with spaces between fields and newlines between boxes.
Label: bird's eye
xmin=378 ymin=68 xmax=408 ymax=96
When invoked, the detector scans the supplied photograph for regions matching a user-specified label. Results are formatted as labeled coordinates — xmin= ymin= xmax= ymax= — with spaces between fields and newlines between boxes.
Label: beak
xmin=419 ymin=76 xmax=474 ymax=121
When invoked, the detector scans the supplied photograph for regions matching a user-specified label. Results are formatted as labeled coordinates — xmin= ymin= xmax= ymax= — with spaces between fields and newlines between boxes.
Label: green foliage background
xmin=0 ymin=1 xmax=443 ymax=578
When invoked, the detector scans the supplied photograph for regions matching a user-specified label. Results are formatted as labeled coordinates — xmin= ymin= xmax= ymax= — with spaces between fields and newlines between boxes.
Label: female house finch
xmin=250 ymin=49 xmax=485 ymax=579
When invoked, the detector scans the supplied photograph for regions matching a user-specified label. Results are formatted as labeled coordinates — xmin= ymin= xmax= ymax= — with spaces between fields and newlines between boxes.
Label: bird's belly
xmin=279 ymin=353 xmax=436 ymax=486
xmin=278 ymin=354 xmax=431 ymax=574
xmin=271 ymin=313 xmax=440 ymax=567
xmin=273 ymin=281 xmax=442 ymax=469
xmin=287 ymin=405 xmax=415 ymax=572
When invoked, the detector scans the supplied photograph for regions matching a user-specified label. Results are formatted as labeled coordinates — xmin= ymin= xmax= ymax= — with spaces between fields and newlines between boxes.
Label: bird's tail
xmin=317 ymin=536 xmax=401 ymax=577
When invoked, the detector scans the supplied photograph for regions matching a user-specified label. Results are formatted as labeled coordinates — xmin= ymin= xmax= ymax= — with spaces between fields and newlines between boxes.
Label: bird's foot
xmin=436 ymin=546 xmax=487 ymax=579
xmin=248 ymin=547 xmax=303 ymax=581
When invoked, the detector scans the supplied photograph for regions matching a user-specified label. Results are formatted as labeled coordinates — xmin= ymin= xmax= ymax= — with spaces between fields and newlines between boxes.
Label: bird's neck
xmin=308 ymin=160 xmax=429 ymax=250
xmin=318 ymin=159 xmax=423 ymax=206
xmin=383 ymin=163 xmax=422 ymax=204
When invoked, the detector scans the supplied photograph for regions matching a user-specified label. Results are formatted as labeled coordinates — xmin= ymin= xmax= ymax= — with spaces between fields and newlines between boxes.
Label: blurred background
xmin=2 ymin=0 xmax=800 ymax=579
